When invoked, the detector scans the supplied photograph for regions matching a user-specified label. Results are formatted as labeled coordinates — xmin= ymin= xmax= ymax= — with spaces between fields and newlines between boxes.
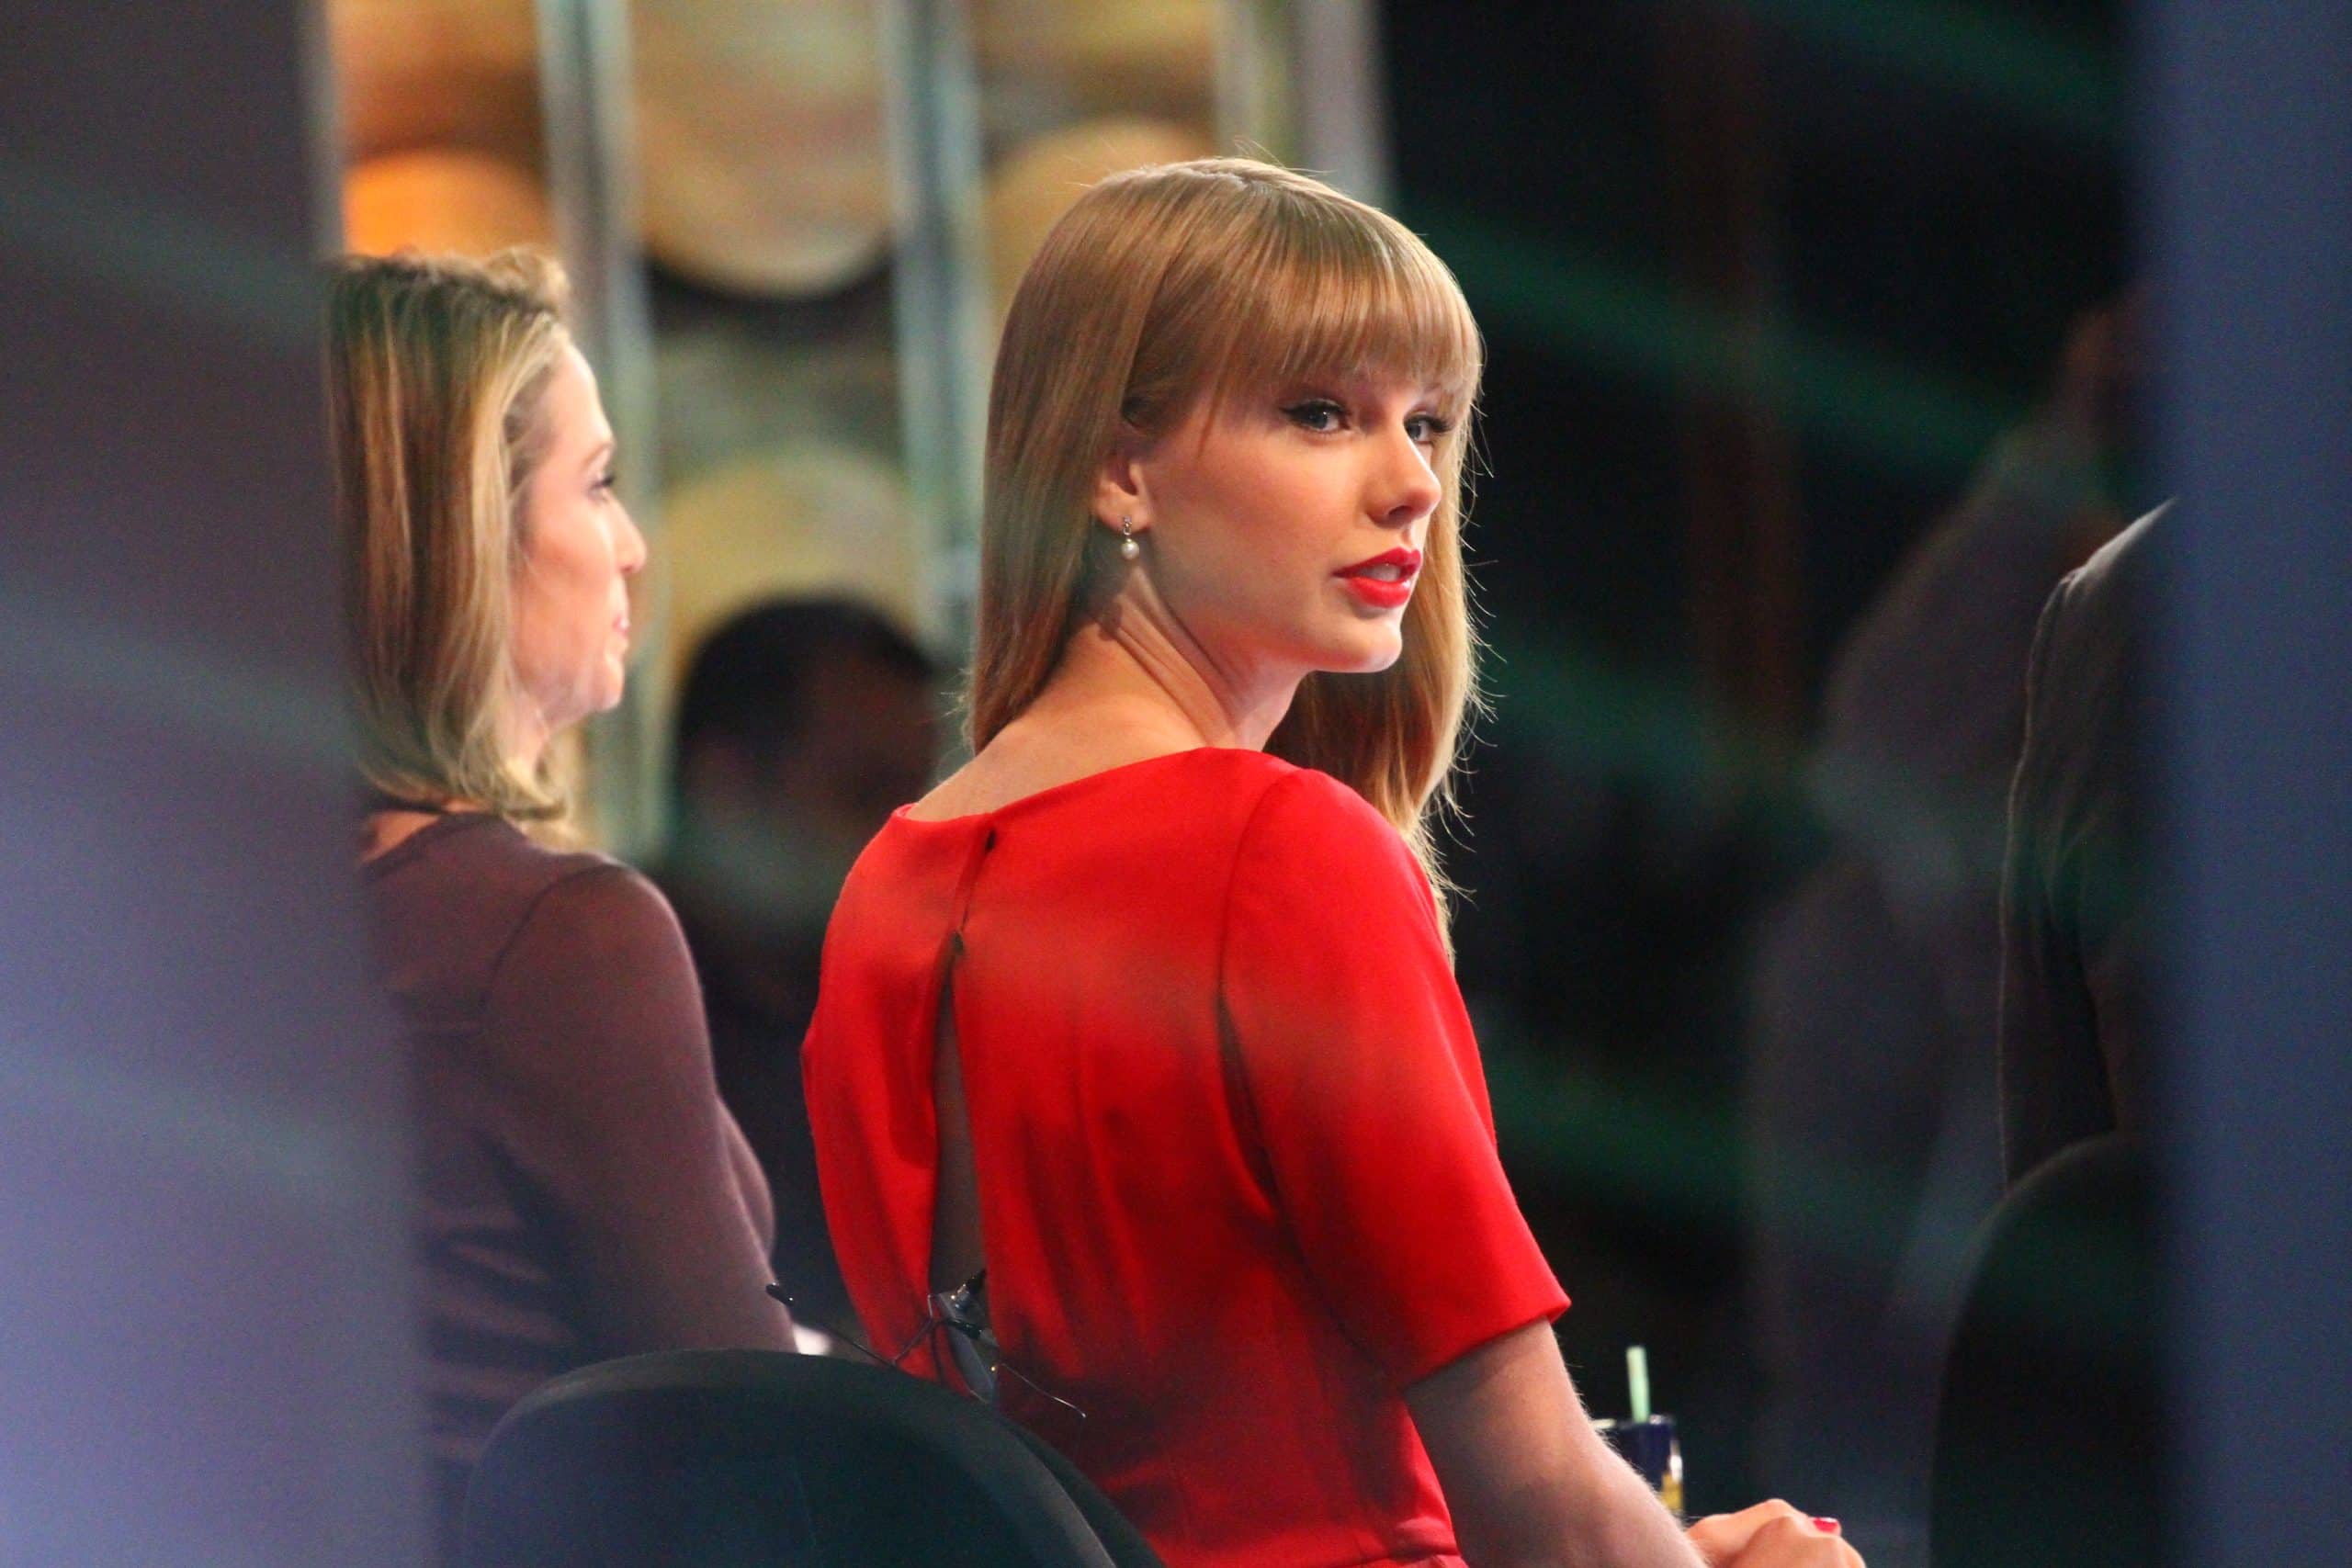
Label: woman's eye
xmin=1406 ymin=413 xmax=1453 ymax=445
xmin=1283 ymin=400 xmax=1347 ymax=433
xmin=591 ymin=470 xmax=618 ymax=499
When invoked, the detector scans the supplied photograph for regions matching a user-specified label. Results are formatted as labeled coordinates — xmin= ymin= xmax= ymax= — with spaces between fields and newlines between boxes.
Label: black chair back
xmin=461 ymin=1349 xmax=1163 ymax=1568
xmin=1930 ymin=1134 xmax=2163 ymax=1568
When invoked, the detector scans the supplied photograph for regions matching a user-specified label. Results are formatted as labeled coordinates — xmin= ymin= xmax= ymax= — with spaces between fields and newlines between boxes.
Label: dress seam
xmin=1210 ymin=772 xmax=1308 ymax=1200
xmin=1214 ymin=769 xmax=1412 ymax=1565
xmin=481 ymin=859 xmax=632 ymax=1004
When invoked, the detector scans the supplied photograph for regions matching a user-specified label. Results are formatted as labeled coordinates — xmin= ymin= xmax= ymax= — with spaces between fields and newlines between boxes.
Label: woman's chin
xmin=1316 ymin=636 xmax=1405 ymax=676
xmin=552 ymin=684 xmax=626 ymax=735
xmin=1356 ymin=620 xmax=1411 ymax=670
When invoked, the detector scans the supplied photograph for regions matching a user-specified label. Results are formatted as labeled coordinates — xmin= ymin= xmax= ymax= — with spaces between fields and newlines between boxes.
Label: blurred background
xmin=322 ymin=0 xmax=2133 ymax=1548
xmin=6 ymin=2 xmax=2345 ymax=1564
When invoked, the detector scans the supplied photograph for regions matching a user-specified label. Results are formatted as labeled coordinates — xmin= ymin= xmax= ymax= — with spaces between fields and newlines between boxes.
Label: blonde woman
xmin=804 ymin=162 xmax=1858 ymax=1567
xmin=329 ymin=252 xmax=793 ymax=1558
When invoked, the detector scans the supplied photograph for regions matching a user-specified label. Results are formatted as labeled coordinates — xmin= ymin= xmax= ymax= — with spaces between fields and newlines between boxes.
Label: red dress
xmin=804 ymin=748 xmax=1566 ymax=1566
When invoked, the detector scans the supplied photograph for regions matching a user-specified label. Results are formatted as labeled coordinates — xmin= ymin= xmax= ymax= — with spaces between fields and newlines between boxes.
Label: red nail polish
xmin=1811 ymin=1517 xmax=1840 ymax=1533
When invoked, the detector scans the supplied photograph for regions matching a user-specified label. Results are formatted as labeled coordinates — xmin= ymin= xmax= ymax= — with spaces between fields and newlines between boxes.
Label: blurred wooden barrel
xmin=985 ymin=118 xmax=1217 ymax=314
xmin=656 ymin=449 xmax=921 ymax=696
xmin=632 ymin=0 xmax=892 ymax=297
xmin=974 ymin=0 xmax=1216 ymax=118
xmin=343 ymin=150 xmax=554 ymax=258
xmin=328 ymin=0 xmax=542 ymax=165
xmin=650 ymin=321 xmax=900 ymax=496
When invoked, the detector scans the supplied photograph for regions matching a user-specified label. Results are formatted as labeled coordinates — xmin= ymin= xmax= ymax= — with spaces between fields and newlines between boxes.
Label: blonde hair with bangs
xmin=328 ymin=249 xmax=572 ymax=819
xmin=973 ymin=157 xmax=1485 ymax=897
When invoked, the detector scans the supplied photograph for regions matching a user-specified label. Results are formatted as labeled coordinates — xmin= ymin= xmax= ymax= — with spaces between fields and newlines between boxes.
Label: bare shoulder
xmin=905 ymin=715 xmax=1196 ymax=821
xmin=905 ymin=752 xmax=1026 ymax=822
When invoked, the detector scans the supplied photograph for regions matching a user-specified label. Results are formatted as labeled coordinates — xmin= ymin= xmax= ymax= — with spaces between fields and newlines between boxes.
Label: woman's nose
xmin=615 ymin=505 xmax=649 ymax=576
xmin=1378 ymin=428 xmax=1442 ymax=527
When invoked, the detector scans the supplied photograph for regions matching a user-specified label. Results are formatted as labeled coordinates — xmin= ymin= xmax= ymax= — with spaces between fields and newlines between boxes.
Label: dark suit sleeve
xmin=1997 ymin=561 xmax=2144 ymax=1185
xmin=485 ymin=864 xmax=795 ymax=1354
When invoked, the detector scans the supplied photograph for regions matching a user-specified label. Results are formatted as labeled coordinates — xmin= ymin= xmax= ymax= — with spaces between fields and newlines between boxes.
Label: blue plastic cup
xmin=1596 ymin=1415 xmax=1684 ymax=1514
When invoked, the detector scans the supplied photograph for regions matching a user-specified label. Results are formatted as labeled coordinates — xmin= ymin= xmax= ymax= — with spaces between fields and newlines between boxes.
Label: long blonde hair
xmin=972 ymin=158 xmax=1485 ymax=893
xmin=327 ymin=249 xmax=571 ymax=818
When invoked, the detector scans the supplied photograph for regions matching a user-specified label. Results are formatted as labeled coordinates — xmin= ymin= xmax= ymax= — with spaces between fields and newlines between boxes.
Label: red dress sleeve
xmin=1219 ymin=769 xmax=1567 ymax=1389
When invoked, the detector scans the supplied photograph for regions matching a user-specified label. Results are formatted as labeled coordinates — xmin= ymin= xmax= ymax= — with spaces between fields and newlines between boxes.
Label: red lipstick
xmin=1335 ymin=547 xmax=1422 ymax=610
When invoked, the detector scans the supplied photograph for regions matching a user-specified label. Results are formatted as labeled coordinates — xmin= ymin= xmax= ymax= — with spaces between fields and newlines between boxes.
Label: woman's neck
xmin=358 ymin=807 xmax=452 ymax=863
xmin=910 ymin=589 xmax=1301 ymax=823
xmin=503 ymin=705 xmax=553 ymax=783
xmin=1033 ymin=584 xmax=1297 ymax=755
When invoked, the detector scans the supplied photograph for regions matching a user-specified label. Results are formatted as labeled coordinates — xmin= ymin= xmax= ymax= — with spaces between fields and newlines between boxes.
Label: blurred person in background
xmin=331 ymin=251 xmax=794 ymax=1560
xmin=657 ymin=596 xmax=941 ymax=1330
xmin=1933 ymin=502 xmax=2167 ymax=1568
xmin=1744 ymin=297 xmax=2143 ymax=1557
xmin=806 ymin=158 xmax=1860 ymax=1568
xmin=1997 ymin=500 xmax=2162 ymax=1187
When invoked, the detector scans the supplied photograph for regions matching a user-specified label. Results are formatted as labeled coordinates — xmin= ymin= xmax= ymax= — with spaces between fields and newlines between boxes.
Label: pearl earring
xmin=1119 ymin=516 xmax=1141 ymax=562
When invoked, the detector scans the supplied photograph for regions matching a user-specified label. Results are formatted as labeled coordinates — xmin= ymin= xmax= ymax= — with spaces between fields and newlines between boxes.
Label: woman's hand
xmin=1687 ymin=1502 xmax=1863 ymax=1568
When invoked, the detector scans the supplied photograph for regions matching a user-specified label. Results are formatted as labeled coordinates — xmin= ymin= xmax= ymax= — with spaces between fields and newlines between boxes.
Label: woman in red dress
xmin=804 ymin=160 xmax=1860 ymax=1568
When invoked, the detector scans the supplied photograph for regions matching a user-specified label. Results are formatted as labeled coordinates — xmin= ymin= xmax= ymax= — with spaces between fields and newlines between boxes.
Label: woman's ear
xmin=1090 ymin=421 xmax=1150 ymax=535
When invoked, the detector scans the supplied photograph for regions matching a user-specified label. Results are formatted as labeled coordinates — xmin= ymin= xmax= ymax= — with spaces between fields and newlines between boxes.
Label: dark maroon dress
xmin=363 ymin=812 xmax=792 ymax=1556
